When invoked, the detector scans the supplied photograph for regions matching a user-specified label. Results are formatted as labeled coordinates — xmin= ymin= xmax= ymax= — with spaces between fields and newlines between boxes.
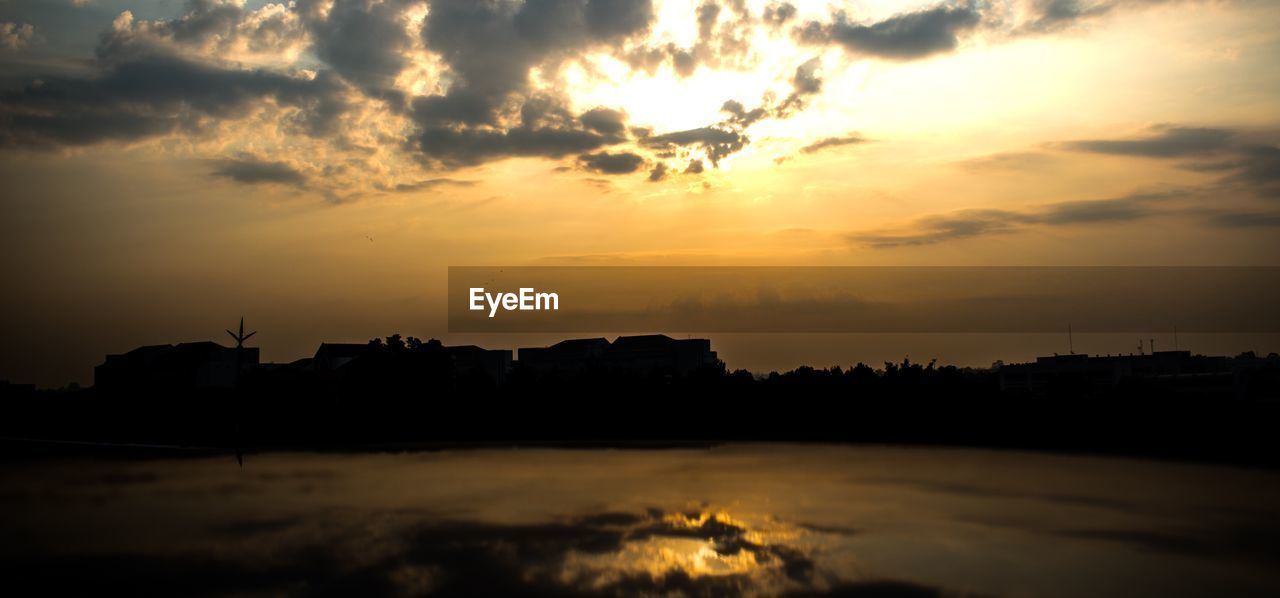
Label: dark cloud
xmin=1205 ymin=211 xmax=1280 ymax=228
xmin=762 ymin=2 xmax=797 ymax=28
xmin=619 ymin=0 xmax=754 ymax=79
xmin=210 ymin=156 xmax=306 ymax=187
xmin=586 ymin=0 xmax=656 ymax=38
xmin=411 ymin=0 xmax=655 ymax=167
xmin=0 ymin=55 xmax=349 ymax=149
xmin=1039 ymin=195 xmax=1154 ymax=224
xmin=1016 ymin=0 xmax=1188 ymax=35
xmin=578 ymin=150 xmax=645 ymax=174
xmin=697 ymin=1 xmax=721 ymax=41
xmin=641 ymin=126 xmax=745 ymax=166
xmin=721 ymin=99 xmax=768 ymax=127
xmin=95 ymin=1 xmax=307 ymax=64
xmin=800 ymin=5 xmax=983 ymax=60
xmin=579 ymin=107 xmax=628 ymax=136
xmin=299 ymin=0 xmax=415 ymax=101
xmin=647 ymin=161 xmax=668 ymax=181
xmin=1224 ymin=144 xmax=1280 ymax=197
xmin=415 ymin=124 xmax=616 ymax=167
xmin=801 ymin=133 xmax=866 ymax=154
xmin=774 ymin=56 xmax=822 ymax=118
xmin=719 ymin=56 xmax=824 ymax=134
xmin=852 ymin=208 xmax=1033 ymax=248
xmin=849 ymin=192 xmax=1168 ymax=247
xmin=636 ymin=55 xmax=826 ymax=165
xmin=415 ymin=0 xmax=654 ymax=128
xmin=1058 ymin=125 xmax=1279 ymax=197
xmin=685 ymin=159 xmax=705 ymax=174
xmin=1061 ymin=125 xmax=1235 ymax=157
xmin=581 ymin=176 xmax=612 ymax=190
xmin=383 ymin=178 xmax=479 ymax=193
xmin=1021 ymin=0 xmax=1114 ymax=33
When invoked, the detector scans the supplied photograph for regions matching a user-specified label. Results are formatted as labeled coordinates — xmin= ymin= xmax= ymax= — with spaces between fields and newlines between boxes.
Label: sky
xmin=1 ymin=0 xmax=1278 ymax=386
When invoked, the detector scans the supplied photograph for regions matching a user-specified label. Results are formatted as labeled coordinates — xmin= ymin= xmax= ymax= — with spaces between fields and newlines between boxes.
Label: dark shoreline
xmin=6 ymin=434 xmax=1279 ymax=472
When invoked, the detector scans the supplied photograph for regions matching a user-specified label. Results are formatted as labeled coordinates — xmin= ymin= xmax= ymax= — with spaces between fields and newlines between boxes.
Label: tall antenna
xmin=224 ymin=317 xmax=254 ymax=469
xmin=226 ymin=317 xmax=256 ymax=349
xmin=1149 ymin=338 xmax=1155 ymax=355
xmin=1068 ymin=323 xmax=1074 ymax=355
xmin=1137 ymin=338 xmax=1144 ymax=355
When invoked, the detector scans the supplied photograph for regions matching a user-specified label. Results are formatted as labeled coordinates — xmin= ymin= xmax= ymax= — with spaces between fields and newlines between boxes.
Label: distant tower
xmin=226 ymin=317 xmax=256 ymax=385
xmin=1068 ymin=323 xmax=1074 ymax=355
xmin=1149 ymin=338 xmax=1156 ymax=355
xmin=226 ymin=317 xmax=256 ymax=349
xmin=1137 ymin=339 xmax=1144 ymax=356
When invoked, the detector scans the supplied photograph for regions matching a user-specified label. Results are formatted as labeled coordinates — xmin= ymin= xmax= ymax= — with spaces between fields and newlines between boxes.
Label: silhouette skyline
xmin=2 ymin=328 xmax=1275 ymax=464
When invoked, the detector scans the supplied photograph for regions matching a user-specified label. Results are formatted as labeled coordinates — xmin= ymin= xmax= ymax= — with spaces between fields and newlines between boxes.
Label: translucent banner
xmin=447 ymin=266 xmax=1280 ymax=333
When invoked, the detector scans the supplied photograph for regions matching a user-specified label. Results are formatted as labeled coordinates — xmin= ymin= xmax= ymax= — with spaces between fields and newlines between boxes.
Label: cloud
xmin=95 ymin=4 xmax=308 ymax=65
xmin=578 ymin=150 xmax=645 ymax=174
xmin=1061 ymin=125 xmax=1235 ymax=157
xmin=848 ymin=192 xmax=1169 ymax=247
xmin=415 ymin=124 xmax=618 ymax=166
xmin=0 ymin=22 xmax=36 ymax=51
xmin=1222 ymin=144 xmax=1280 ymax=197
xmin=852 ymin=208 xmax=1034 ymax=247
xmin=642 ymin=126 xmax=746 ymax=166
xmin=382 ymin=178 xmax=478 ymax=193
xmin=1058 ymin=124 xmax=1280 ymax=196
xmin=647 ymin=161 xmax=669 ymax=181
xmin=0 ymin=55 xmax=350 ymax=149
xmin=1205 ymin=210 xmax=1280 ymax=228
xmin=773 ymin=56 xmax=823 ymax=118
xmin=720 ymin=56 xmax=821 ymax=129
xmin=1013 ymin=0 xmax=1192 ymax=35
xmin=720 ymin=99 xmax=767 ymax=127
xmin=2 ymin=0 xmax=1251 ymax=200
xmin=413 ymin=1 xmax=653 ymax=124
xmin=579 ymin=107 xmax=628 ymax=137
xmin=210 ymin=156 xmax=307 ymax=187
xmin=800 ymin=4 xmax=983 ymax=60
xmin=299 ymin=0 xmax=416 ymax=100
xmin=684 ymin=159 xmax=705 ymax=174
xmin=409 ymin=0 xmax=656 ymax=167
xmin=1039 ymin=195 xmax=1155 ymax=223
xmin=801 ymin=133 xmax=866 ymax=154
xmin=1017 ymin=0 xmax=1115 ymax=33
xmin=619 ymin=0 xmax=755 ymax=79
xmin=762 ymin=2 xmax=797 ymax=28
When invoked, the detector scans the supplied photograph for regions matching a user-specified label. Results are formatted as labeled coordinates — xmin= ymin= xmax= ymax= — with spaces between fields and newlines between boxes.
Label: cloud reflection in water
xmin=3 ymin=445 xmax=1280 ymax=597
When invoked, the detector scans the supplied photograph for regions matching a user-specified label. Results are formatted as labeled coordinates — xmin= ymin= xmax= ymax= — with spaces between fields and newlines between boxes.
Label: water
xmin=3 ymin=445 xmax=1280 ymax=596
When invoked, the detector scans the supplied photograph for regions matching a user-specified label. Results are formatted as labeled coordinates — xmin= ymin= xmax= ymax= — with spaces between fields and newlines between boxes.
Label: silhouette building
xmin=519 ymin=334 xmax=718 ymax=377
xmin=95 ymin=341 xmax=259 ymax=392
xmin=998 ymin=350 xmax=1277 ymax=398
xmin=313 ymin=343 xmax=373 ymax=371
xmin=443 ymin=345 xmax=513 ymax=385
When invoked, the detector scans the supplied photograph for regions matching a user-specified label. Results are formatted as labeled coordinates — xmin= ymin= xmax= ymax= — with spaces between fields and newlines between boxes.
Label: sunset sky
xmin=2 ymin=0 xmax=1278 ymax=386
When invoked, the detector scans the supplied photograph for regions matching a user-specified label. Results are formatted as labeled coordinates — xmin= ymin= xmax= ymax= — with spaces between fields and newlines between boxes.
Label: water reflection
xmin=3 ymin=445 xmax=1280 ymax=596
